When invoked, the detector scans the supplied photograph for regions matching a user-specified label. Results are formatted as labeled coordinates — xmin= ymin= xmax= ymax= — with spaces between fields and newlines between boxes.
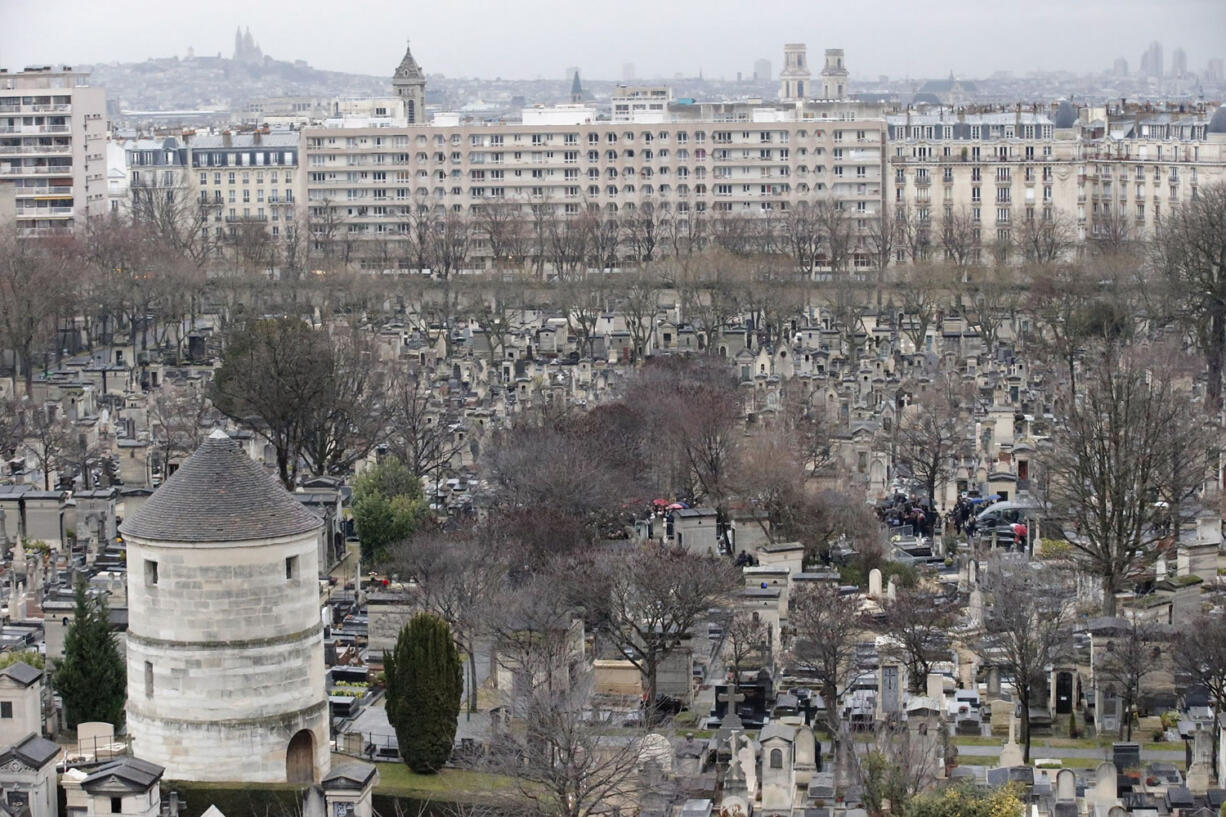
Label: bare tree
xmin=1173 ymin=612 xmax=1226 ymax=761
xmin=386 ymin=369 xmax=466 ymax=485
xmin=852 ymin=720 xmax=944 ymax=817
xmin=1155 ymin=182 xmax=1226 ymax=410
xmin=627 ymin=359 xmax=743 ymax=511
xmin=1096 ymin=617 xmax=1165 ymax=741
xmin=623 ymin=203 xmax=661 ymax=263
xmin=937 ymin=206 xmax=980 ymax=269
xmin=0 ymin=226 xmax=75 ymax=393
xmin=18 ymin=401 xmax=74 ymax=490
xmin=620 ymin=265 xmax=663 ymax=363
xmin=1091 ymin=202 xmax=1138 ymax=258
xmin=790 ymin=581 xmax=869 ymax=742
xmin=577 ymin=543 xmax=738 ymax=718
xmin=147 ymin=383 xmax=221 ymax=475
xmin=1045 ymin=348 xmax=1210 ymax=616
xmin=725 ymin=610 xmax=771 ymax=690
xmin=979 ymin=558 xmax=1074 ymax=763
xmin=392 ymin=529 xmax=508 ymax=715
xmin=783 ymin=202 xmax=824 ymax=278
xmin=877 ymin=586 xmax=956 ymax=694
xmin=209 ymin=317 xmax=335 ymax=487
xmin=1015 ymin=208 xmax=1077 ymax=265
xmin=298 ymin=326 xmax=391 ymax=477
xmin=489 ymin=655 xmax=643 ymax=817
xmin=894 ymin=373 xmax=972 ymax=510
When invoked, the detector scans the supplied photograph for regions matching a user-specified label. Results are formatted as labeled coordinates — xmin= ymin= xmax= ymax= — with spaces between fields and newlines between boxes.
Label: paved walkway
xmin=956 ymin=743 xmax=1185 ymax=761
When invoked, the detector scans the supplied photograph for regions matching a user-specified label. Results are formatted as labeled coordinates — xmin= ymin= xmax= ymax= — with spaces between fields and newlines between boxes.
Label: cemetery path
xmin=956 ymin=743 xmax=1186 ymax=761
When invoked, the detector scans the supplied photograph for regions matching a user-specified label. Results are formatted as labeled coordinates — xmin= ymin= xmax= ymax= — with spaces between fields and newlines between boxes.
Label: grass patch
xmin=350 ymin=756 xmax=511 ymax=800
xmin=954 ymin=735 xmax=1006 ymax=747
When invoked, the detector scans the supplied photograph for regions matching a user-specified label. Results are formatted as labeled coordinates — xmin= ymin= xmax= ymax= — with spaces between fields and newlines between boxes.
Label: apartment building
xmin=1082 ymin=107 xmax=1226 ymax=242
xmin=300 ymin=99 xmax=888 ymax=270
xmin=886 ymin=106 xmax=1082 ymax=262
xmin=886 ymin=101 xmax=1226 ymax=260
xmin=0 ymin=66 xmax=107 ymax=232
xmin=185 ymin=131 xmax=299 ymax=242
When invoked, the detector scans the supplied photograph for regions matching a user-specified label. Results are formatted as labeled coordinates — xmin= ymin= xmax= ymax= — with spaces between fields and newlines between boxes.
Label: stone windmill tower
xmin=120 ymin=430 xmax=328 ymax=784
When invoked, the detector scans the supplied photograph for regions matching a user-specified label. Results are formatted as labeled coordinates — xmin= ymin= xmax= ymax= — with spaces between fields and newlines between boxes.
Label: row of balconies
xmin=0 ymin=142 xmax=72 ymax=155
xmin=0 ymin=103 xmax=72 ymax=114
xmin=0 ymin=164 xmax=72 ymax=175
xmin=0 ymin=124 xmax=70 ymax=134
xmin=15 ymin=206 xmax=72 ymax=217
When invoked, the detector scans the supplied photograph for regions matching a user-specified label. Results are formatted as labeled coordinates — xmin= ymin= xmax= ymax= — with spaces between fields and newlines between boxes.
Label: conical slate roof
xmin=394 ymin=41 xmax=423 ymax=81
xmin=121 ymin=430 xmax=321 ymax=543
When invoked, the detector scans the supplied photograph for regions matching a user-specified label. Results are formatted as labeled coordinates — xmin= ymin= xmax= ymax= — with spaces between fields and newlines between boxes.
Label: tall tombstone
xmin=926 ymin=672 xmax=945 ymax=702
xmin=886 ymin=577 xmax=898 ymax=601
xmin=969 ymin=589 xmax=984 ymax=627
xmin=868 ymin=568 xmax=883 ymax=598
xmin=1186 ymin=724 xmax=1216 ymax=794
xmin=794 ymin=725 xmax=816 ymax=785
xmin=999 ymin=716 xmax=1024 ymax=767
xmin=987 ymin=666 xmax=1002 ymax=699
xmin=1056 ymin=769 xmax=1076 ymax=802
xmin=1092 ymin=761 xmax=1119 ymax=806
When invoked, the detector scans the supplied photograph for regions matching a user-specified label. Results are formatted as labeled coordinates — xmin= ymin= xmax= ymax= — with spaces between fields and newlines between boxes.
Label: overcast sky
xmin=2 ymin=0 xmax=1224 ymax=81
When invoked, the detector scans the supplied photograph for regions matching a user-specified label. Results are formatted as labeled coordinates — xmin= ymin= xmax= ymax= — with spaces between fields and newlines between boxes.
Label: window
xmin=0 ymin=702 xmax=11 ymax=718
xmin=770 ymin=748 xmax=783 ymax=769
xmin=145 ymin=662 xmax=153 ymax=698
xmin=145 ymin=560 xmax=158 ymax=586
xmin=111 ymin=798 xmax=122 ymax=814
xmin=286 ymin=556 xmax=299 ymax=580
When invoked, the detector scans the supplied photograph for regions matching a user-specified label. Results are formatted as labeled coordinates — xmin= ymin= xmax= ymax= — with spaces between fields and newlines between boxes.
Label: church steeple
xmin=570 ymin=70 xmax=583 ymax=103
xmin=392 ymin=40 xmax=426 ymax=124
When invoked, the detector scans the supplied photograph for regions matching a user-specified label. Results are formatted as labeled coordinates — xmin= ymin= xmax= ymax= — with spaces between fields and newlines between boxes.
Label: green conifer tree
xmin=384 ymin=612 xmax=462 ymax=773
xmin=52 ymin=576 xmax=125 ymax=728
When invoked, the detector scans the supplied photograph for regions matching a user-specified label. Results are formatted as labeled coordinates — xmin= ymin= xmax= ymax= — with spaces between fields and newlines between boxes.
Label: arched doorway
xmin=286 ymin=729 xmax=315 ymax=783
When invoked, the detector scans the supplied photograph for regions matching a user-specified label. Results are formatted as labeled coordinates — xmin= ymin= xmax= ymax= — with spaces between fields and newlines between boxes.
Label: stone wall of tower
xmin=124 ymin=530 xmax=329 ymax=783
xmin=779 ymin=43 xmax=810 ymax=101
xmin=394 ymin=80 xmax=425 ymax=125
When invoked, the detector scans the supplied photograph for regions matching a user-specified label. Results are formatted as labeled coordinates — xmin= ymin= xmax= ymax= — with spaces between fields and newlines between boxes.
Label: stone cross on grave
xmin=719 ymin=686 xmax=746 ymax=715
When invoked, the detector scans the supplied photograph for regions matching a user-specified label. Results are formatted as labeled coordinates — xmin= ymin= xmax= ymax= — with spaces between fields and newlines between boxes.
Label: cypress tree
xmin=385 ymin=612 xmax=462 ymax=774
xmin=52 ymin=576 xmax=126 ymax=728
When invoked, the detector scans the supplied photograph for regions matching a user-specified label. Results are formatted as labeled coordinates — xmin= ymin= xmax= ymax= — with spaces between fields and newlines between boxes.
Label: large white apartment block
xmin=0 ymin=66 xmax=107 ymax=233
xmin=300 ymin=99 xmax=889 ymax=270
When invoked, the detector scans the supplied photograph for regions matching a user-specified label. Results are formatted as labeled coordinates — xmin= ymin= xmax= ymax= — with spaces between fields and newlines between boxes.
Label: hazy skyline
xmin=2 ymin=0 xmax=1224 ymax=82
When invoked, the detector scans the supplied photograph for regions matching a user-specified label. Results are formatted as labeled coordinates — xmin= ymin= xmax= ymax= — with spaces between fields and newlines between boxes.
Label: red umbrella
xmin=652 ymin=499 xmax=670 ymax=507
xmin=668 ymin=503 xmax=685 ymax=510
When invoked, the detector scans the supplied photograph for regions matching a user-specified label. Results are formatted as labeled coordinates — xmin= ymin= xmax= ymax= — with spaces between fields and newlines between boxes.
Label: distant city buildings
xmin=754 ymin=58 xmax=772 ymax=83
xmin=1172 ymin=47 xmax=1188 ymax=78
xmin=1140 ymin=40 xmax=1164 ymax=78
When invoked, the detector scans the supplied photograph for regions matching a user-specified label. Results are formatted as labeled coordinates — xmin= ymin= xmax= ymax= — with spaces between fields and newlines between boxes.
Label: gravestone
xmin=1000 ymin=717 xmax=1024 ymax=767
xmin=990 ymin=699 xmax=1013 ymax=734
xmin=868 ymin=568 xmax=882 ymax=598
xmin=1056 ymin=769 xmax=1076 ymax=801
xmin=1092 ymin=761 xmax=1119 ymax=806
xmin=926 ymin=673 xmax=945 ymax=702
xmin=794 ymin=726 xmax=816 ymax=785
xmin=987 ymin=666 xmax=1001 ymax=699
xmin=1112 ymin=742 xmax=1141 ymax=772
xmin=969 ymin=589 xmax=984 ymax=627
xmin=1186 ymin=725 xmax=1216 ymax=794
xmin=887 ymin=577 xmax=897 ymax=601
xmin=879 ymin=665 xmax=900 ymax=714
